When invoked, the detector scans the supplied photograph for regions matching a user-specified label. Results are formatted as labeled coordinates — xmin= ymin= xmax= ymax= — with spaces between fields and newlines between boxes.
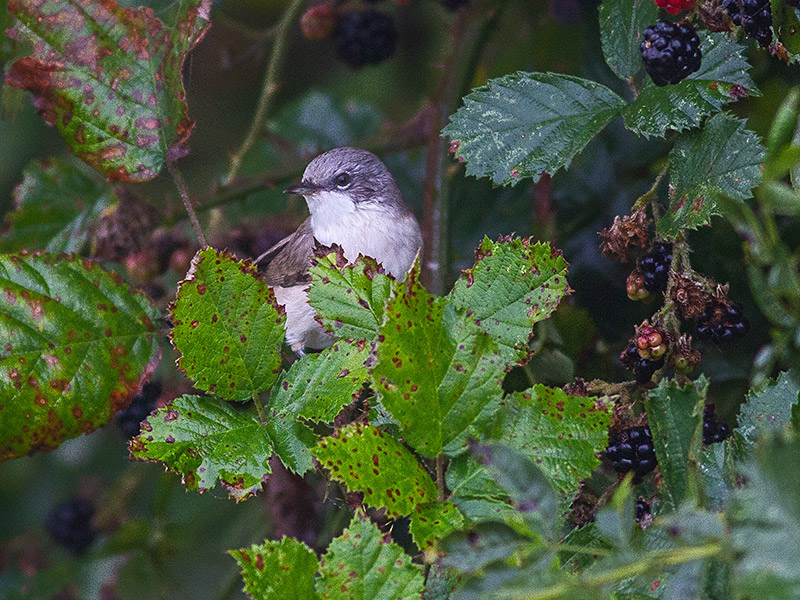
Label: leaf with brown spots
xmin=372 ymin=266 xmax=505 ymax=458
xmin=317 ymin=511 xmax=424 ymax=600
xmin=229 ymin=537 xmax=320 ymax=600
xmin=170 ymin=248 xmax=285 ymax=402
xmin=449 ymin=237 xmax=570 ymax=367
xmin=408 ymin=501 xmax=465 ymax=555
xmin=130 ymin=394 xmax=272 ymax=502
xmin=5 ymin=0 xmax=211 ymax=181
xmin=0 ymin=159 xmax=117 ymax=253
xmin=311 ymin=423 xmax=438 ymax=518
xmin=0 ymin=252 xmax=160 ymax=461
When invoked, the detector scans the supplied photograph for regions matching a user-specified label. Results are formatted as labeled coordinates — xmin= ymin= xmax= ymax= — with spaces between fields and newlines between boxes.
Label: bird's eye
xmin=335 ymin=172 xmax=351 ymax=188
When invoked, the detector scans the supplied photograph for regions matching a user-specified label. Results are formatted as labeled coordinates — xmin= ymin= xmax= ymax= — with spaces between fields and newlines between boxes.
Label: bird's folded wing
xmin=257 ymin=219 xmax=315 ymax=288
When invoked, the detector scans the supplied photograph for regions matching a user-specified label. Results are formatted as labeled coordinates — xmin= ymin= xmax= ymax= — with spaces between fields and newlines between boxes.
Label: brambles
xmin=334 ymin=10 xmax=397 ymax=68
xmin=654 ymin=0 xmax=696 ymax=15
xmin=115 ymin=381 xmax=161 ymax=439
xmin=606 ymin=426 xmax=658 ymax=480
xmin=45 ymin=497 xmax=97 ymax=555
xmin=723 ymin=0 xmax=773 ymax=47
xmin=702 ymin=404 xmax=732 ymax=444
xmin=640 ymin=21 xmax=703 ymax=86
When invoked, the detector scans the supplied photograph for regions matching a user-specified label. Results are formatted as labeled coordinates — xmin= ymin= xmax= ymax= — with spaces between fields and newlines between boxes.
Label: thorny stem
xmin=168 ymin=159 xmax=208 ymax=247
xmin=224 ymin=0 xmax=306 ymax=186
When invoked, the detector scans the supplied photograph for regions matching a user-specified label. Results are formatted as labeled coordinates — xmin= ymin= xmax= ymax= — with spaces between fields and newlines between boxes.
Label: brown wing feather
xmin=257 ymin=219 xmax=315 ymax=287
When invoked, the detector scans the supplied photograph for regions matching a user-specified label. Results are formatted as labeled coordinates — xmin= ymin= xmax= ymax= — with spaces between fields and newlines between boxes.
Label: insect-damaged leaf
xmin=311 ymin=423 xmax=438 ymax=518
xmin=5 ymin=0 xmax=211 ymax=182
xmin=0 ymin=252 xmax=160 ymax=461
xmin=170 ymin=248 xmax=285 ymax=402
xmin=131 ymin=394 xmax=272 ymax=502
xmin=230 ymin=537 xmax=321 ymax=600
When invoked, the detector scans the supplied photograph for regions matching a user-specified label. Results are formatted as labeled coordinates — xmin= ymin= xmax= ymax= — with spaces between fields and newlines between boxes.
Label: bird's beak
xmin=283 ymin=182 xmax=322 ymax=196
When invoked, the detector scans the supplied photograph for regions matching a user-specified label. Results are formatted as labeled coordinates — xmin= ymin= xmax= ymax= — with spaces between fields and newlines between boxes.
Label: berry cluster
xmin=703 ymin=404 xmax=732 ymax=445
xmin=115 ymin=381 xmax=161 ymax=439
xmin=334 ymin=10 xmax=397 ymax=68
xmin=606 ymin=426 xmax=658 ymax=480
xmin=654 ymin=0 xmax=696 ymax=15
xmin=626 ymin=270 xmax=651 ymax=302
xmin=45 ymin=497 xmax=97 ymax=554
xmin=695 ymin=300 xmax=748 ymax=343
xmin=723 ymin=0 xmax=773 ymax=47
xmin=622 ymin=343 xmax=666 ymax=383
xmin=640 ymin=21 xmax=702 ymax=86
xmin=638 ymin=242 xmax=673 ymax=292
xmin=635 ymin=325 xmax=668 ymax=361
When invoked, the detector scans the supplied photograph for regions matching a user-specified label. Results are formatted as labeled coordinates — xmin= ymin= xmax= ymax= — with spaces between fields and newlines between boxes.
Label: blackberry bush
xmin=606 ymin=426 xmax=658 ymax=480
xmin=640 ymin=21 xmax=702 ymax=86
xmin=723 ymin=0 xmax=773 ymax=47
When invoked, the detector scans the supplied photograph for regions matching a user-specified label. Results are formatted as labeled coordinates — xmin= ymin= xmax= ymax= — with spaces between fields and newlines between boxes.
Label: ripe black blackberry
xmin=621 ymin=343 xmax=665 ymax=383
xmin=635 ymin=497 xmax=652 ymax=522
xmin=695 ymin=301 xmax=748 ymax=343
xmin=703 ymin=404 xmax=732 ymax=445
xmin=606 ymin=426 xmax=658 ymax=480
xmin=115 ymin=381 xmax=161 ymax=439
xmin=334 ymin=10 xmax=397 ymax=68
xmin=723 ymin=0 xmax=773 ymax=47
xmin=45 ymin=497 xmax=97 ymax=554
xmin=638 ymin=242 xmax=673 ymax=292
xmin=640 ymin=21 xmax=702 ymax=86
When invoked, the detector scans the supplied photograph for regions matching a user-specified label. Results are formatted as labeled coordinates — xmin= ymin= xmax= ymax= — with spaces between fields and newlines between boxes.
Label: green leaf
xmin=170 ymin=248 xmax=285 ymax=402
xmin=659 ymin=114 xmax=765 ymax=236
xmin=409 ymin=501 xmax=465 ymax=553
xmin=598 ymin=0 xmax=659 ymax=80
xmin=443 ymin=71 xmax=625 ymax=186
xmin=737 ymin=370 xmax=800 ymax=444
xmin=311 ymin=423 xmax=438 ymax=517
xmin=307 ymin=250 xmax=393 ymax=342
xmin=0 ymin=159 xmax=116 ymax=253
xmin=448 ymin=237 xmax=570 ymax=365
xmin=622 ymin=33 xmax=758 ymax=139
xmin=230 ymin=537 xmax=320 ymax=600
xmin=0 ymin=252 xmax=160 ymax=461
xmin=490 ymin=385 xmax=613 ymax=496
xmin=318 ymin=512 xmax=425 ymax=600
xmin=372 ymin=268 xmax=505 ymax=458
xmin=5 ymin=0 xmax=211 ymax=181
xmin=130 ymin=394 xmax=272 ymax=501
xmin=644 ymin=377 xmax=707 ymax=507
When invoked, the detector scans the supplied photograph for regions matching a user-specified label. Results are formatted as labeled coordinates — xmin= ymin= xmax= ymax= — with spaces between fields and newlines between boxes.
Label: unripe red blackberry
xmin=301 ymin=4 xmax=337 ymax=41
xmin=635 ymin=325 xmax=668 ymax=360
xmin=668 ymin=334 xmax=701 ymax=373
xmin=45 ymin=497 xmax=97 ymax=554
xmin=655 ymin=0 xmax=696 ymax=14
xmin=334 ymin=10 xmax=397 ymax=68
xmin=703 ymin=404 xmax=732 ymax=445
xmin=638 ymin=242 xmax=673 ymax=292
xmin=723 ymin=0 xmax=773 ymax=47
xmin=641 ymin=21 xmax=702 ymax=86
xmin=627 ymin=269 xmax=652 ymax=301
xmin=606 ymin=426 xmax=658 ymax=480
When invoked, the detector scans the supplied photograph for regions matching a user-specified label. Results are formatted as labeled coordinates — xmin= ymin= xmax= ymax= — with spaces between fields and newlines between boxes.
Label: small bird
xmin=255 ymin=147 xmax=423 ymax=354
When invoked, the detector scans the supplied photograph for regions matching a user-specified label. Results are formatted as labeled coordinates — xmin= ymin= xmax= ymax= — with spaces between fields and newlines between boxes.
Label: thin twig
xmin=435 ymin=454 xmax=446 ymax=502
xmin=224 ymin=0 xmax=306 ymax=186
xmin=168 ymin=159 xmax=208 ymax=247
xmin=632 ymin=161 xmax=669 ymax=212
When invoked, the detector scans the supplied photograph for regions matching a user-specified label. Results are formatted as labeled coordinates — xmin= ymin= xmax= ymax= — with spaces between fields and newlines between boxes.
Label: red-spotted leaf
xmin=311 ymin=423 xmax=438 ymax=517
xmin=170 ymin=248 xmax=285 ymax=402
xmin=131 ymin=394 xmax=272 ymax=501
xmin=409 ymin=502 xmax=465 ymax=554
xmin=5 ymin=0 xmax=211 ymax=182
xmin=0 ymin=252 xmax=160 ymax=461
xmin=230 ymin=537 xmax=320 ymax=600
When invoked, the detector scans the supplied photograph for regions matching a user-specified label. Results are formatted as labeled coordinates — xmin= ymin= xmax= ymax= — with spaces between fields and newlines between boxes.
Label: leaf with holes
xmin=130 ymin=394 xmax=272 ymax=501
xmin=170 ymin=248 xmax=285 ymax=402
xmin=489 ymin=385 xmax=612 ymax=496
xmin=311 ymin=423 xmax=438 ymax=517
xmin=229 ymin=537 xmax=320 ymax=600
xmin=307 ymin=250 xmax=393 ymax=342
xmin=0 ymin=159 xmax=116 ymax=253
xmin=448 ymin=237 xmax=570 ymax=366
xmin=737 ymin=370 xmax=800 ymax=445
xmin=659 ymin=114 xmax=765 ymax=235
xmin=443 ymin=71 xmax=625 ymax=186
xmin=599 ymin=0 xmax=658 ymax=80
xmin=0 ymin=252 xmax=160 ymax=461
xmin=409 ymin=501 xmax=465 ymax=554
xmin=317 ymin=511 xmax=425 ymax=600
xmin=372 ymin=268 xmax=505 ymax=458
xmin=623 ymin=33 xmax=758 ymax=139
xmin=5 ymin=0 xmax=211 ymax=181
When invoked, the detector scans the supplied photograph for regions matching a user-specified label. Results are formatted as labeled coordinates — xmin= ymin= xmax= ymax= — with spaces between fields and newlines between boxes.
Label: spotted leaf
xmin=5 ymin=0 xmax=211 ymax=181
xmin=311 ymin=423 xmax=438 ymax=518
xmin=229 ymin=537 xmax=320 ymax=600
xmin=409 ymin=501 xmax=465 ymax=555
xmin=170 ymin=248 xmax=285 ymax=402
xmin=0 ymin=252 xmax=160 ymax=461
xmin=130 ymin=394 xmax=272 ymax=501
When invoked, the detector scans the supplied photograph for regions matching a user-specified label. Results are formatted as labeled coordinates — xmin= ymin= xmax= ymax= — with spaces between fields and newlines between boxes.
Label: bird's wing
xmin=257 ymin=219 xmax=315 ymax=288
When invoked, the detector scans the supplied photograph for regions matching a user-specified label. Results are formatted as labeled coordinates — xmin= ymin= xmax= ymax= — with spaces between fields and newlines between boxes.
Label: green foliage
xmin=0 ymin=159 xmax=116 ymax=253
xmin=170 ymin=248 xmax=285 ymax=402
xmin=0 ymin=252 xmax=160 ymax=460
xmin=598 ymin=0 xmax=659 ymax=81
xmin=5 ymin=0 xmax=210 ymax=181
xmin=737 ymin=370 xmax=800 ymax=444
xmin=409 ymin=501 xmax=465 ymax=553
xmin=230 ymin=537 xmax=320 ymax=600
xmin=131 ymin=394 xmax=272 ymax=501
